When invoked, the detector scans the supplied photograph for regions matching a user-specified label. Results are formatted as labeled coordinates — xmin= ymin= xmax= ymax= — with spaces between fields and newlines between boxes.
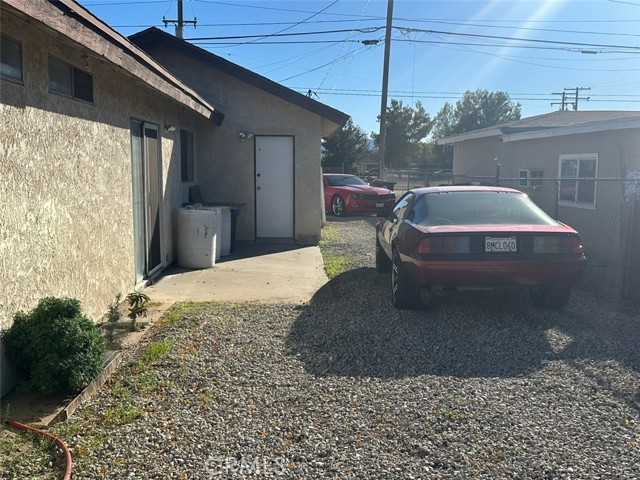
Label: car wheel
xmin=375 ymin=236 xmax=392 ymax=273
xmin=392 ymin=249 xmax=420 ymax=309
xmin=529 ymin=286 xmax=572 ymax=310
xmin=331 ymin=195 xmax=346 ymax=217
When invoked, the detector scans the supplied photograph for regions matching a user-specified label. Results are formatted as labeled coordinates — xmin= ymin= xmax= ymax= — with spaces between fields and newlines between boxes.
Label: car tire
xmin=376 ymin=236 xmax=392 ymax=273
xmin=392 ymin=249 xmax=420 ymax=309
xmin=331 ymin=195 xmax=347 ymax=217
xmin=529 ymin=286 xmax=572 ymax=310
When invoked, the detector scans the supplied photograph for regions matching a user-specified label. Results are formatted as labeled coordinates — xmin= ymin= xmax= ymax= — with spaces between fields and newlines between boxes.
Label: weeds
xmin=105 ymin=293 xmax=123 ymax=344
xmin=154 ymin=301 xmax=216 ymax=330
xmin=103 ymin=403 xmax=143 ymax=426
xmin=320 ymin=224 xmax=351 ymax=278
xmin=319 ymin=224 xmax=339 ymax=246
xmin=323 ymin=253 xmax=350 ymax=279
xmin=140 ymin=340 xmax=173 ymax=365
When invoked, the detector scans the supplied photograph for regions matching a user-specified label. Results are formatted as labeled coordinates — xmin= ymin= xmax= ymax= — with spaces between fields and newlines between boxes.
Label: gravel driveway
xmin=4 ymin=218 xmax=639 ymax=479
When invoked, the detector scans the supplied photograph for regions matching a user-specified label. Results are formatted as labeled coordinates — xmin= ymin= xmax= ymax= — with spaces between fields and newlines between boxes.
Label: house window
xmin=48 ymin=56 xmax=93 ymax=103
xmin=559 ymin=154 xmax=597 ymax=207
xmin=1 ymin=35 xmax=23 ymax=83
xmin=519 ymin=169 xmax=543 ymax=188
xmin=180 ymin=129 xmax=194 ymax=182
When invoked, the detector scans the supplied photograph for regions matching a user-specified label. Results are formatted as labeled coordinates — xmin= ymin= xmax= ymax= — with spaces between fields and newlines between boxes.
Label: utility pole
xmin=568 ymin=87 xmax=590 ymax=111
xmin=551 ymin=91 xmax=568 ymax=110
xmin=163 ymin=0 xmax=197 ymax=39
xmin=551 ymin=87 xmax=590 ymax=111
xmin=377 ymin=0 xmax=394 ymax=180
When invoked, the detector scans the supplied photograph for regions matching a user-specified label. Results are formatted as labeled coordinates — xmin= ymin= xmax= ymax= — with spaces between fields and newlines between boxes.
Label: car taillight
xmin=416 ymin=236 xmax=470 ymax=254
xmin=533 ymin=235 xmax=584 ymax=254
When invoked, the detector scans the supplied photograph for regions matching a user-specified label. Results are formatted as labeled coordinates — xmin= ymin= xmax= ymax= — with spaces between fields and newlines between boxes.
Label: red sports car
xmin=376 ymin=186 xmax=587 ymax=309
xmin=323 ymin=174 xmax=396 ymax=217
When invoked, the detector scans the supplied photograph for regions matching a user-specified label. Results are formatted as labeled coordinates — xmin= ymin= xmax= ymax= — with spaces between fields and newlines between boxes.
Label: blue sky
xmin=76 ymin=0 xmax=640 ymax=135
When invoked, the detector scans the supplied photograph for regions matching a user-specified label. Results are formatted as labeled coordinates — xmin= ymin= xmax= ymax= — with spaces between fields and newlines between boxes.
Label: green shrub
xmin=2 ymin=297 xmax=106 ymax=395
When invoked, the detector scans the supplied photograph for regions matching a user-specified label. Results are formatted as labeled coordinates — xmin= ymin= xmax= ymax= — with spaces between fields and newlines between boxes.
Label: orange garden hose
xmin=5 ymin=420 xmax=72 ymax=480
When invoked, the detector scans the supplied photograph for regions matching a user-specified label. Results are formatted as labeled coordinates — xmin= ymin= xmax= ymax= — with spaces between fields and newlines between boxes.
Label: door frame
xmin=130 ymin=118 xmax=164 ymax=284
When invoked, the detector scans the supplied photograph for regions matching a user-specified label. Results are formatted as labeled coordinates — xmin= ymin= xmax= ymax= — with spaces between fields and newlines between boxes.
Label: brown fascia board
xmin=130 ymin=27 xmax=349 ymax=136
xmin=3 ymin=0 xmax=224 ymax=125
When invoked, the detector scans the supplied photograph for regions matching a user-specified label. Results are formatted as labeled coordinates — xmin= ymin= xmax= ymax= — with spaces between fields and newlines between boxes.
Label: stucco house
xmin=130 ymin=27 xmax=349 ymax=245
xmin=437 ymin=110 xmax=640 ymax=299
xmin=0 ymin=0 xmax=347 ymax=396
xmin=0 ymin=0 xmax=224 ymax=395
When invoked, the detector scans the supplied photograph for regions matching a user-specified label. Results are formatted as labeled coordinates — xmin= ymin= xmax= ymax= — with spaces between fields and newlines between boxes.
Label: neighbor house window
xmin=180 ymin=129 xmax=194 ymax=182
xmin=559 ymin=154 xmax=597 ymax=207
xmin=48 ymin=56 xmax=93 ymax=103
xmin=1 ymin=35 xmax=23 ymax=83
xmin=519 ymin=169 xmax=543 ymax=188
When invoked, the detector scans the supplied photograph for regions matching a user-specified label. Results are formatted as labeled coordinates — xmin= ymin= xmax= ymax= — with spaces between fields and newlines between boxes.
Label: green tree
xmin=372 ymin=99 xmax=434 ymax=169
xmin=322 ymin=118 xmax=370 ymax=174
xmin=430 ymin=90 xmax=520 ymax=167
xmin=432 ymin=89 xmax=521 ymax=139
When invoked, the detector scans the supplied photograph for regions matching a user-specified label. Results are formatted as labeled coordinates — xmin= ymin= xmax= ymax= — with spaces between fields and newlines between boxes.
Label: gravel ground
xmin=2 ymin=217 xmax=639 ymax=479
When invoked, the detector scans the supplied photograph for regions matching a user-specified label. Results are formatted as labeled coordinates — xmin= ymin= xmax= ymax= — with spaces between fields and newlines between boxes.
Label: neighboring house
xmin=438 ymin=110 xmax=640 ymax=298
xmin=0 ymin=1 xmax=347 ymax=396
xmin=130 ymin=28 xmax=349 ymax=245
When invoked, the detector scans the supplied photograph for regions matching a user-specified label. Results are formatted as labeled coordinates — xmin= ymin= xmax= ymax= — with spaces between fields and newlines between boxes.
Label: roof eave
xmin=437 ymin=128 xmax=503 ymax=145
xmin=502 ymin=116 xmax=640 ymax=143
xmin=5 ymin=0 xmax=223 ymax=125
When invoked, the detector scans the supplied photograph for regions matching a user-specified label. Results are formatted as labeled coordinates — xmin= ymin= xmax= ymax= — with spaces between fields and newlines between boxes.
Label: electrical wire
xmin=225 ymin=0 xmax=340 ymax=48
xmin=278 ymin=43 xmax=377 ymax=82
xmin=316 ymin=0 xmax=372 ymax=93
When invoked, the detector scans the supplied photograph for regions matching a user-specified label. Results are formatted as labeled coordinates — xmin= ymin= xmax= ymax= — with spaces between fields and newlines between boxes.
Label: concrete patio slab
xmin=144 ymin=243 xmax=332 ymax=305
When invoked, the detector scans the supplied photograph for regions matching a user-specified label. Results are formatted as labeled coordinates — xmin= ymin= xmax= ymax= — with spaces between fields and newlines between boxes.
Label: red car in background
xmin=376 ymin=186 xmax=587 ymax=310
xmin=323 ymin=174 xmax=396 ymax=217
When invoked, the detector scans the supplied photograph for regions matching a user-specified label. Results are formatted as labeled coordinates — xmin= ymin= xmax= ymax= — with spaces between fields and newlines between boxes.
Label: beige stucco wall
xmin=451 ymin=127 xmax=640 ymax=293
xmin=0 ymin=12 xmax=216 ymax=334
xmin=141 ymin=45 xmax=324 ymax=245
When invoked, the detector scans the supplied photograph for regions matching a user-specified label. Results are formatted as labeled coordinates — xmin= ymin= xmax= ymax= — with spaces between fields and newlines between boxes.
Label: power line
xmin=289 ymin=87 xmax=640 ymax=102
xmin=83 ymin=0 xmax=640 ymax=24
xmin=184 ymin=25 xmax=640 ymax=53
xmin=278 ymin=43 xmax=377 ymax=82
xmin=397 ymin=26 xmax=640 ymax=52
xmin=106 ymin=18 xmax=640 ymax=39
xmin=227 ymin=0 xmax=340 ymax=48
xmin=394 ymin=38 xmax=640 ymax=55
xmin=187 ymin=27 xmax=384 ymax=42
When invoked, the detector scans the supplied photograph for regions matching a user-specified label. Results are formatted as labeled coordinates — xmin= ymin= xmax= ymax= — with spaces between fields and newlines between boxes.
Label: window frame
xmin=48 ymin=55 xmax=94 ymax=104
xmin=1 ymin=34 xmax=23 ymax=84
xmin=392 ymin=192 xmax=415 ymax=221
xmin=519 ymin=169 xmax=543 ymax=188
xmin=558 ymin=154 xmax=598 ymax=209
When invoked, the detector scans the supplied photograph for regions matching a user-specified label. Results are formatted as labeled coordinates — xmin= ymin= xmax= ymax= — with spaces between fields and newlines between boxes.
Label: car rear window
xmin=412 ymin=191 xmax=558 ymax=226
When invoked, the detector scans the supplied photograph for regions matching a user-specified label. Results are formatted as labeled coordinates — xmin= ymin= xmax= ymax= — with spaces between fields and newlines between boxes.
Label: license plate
xmin=485 ymin=236 xmax=517 ymax=252
xmin=376 ymin=202 xmax=384 ymax=208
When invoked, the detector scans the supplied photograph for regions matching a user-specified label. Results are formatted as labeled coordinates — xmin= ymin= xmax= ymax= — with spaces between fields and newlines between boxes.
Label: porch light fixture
xmin=238 ymin=131 xmax=254 ymax=141
xmin=164 ymin=124 xmax=176 ymax=132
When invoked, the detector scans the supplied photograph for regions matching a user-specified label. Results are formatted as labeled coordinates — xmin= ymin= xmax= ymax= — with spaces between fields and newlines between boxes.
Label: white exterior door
xmin=255 ymin=136 xmax=294 ymax=239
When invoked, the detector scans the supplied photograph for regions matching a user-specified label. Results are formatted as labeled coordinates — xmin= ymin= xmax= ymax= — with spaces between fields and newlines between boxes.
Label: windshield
xmin=412 ymin=191 xmax=558 ymax=226
xmin=326 ymin=175 xmax=367 ymax=187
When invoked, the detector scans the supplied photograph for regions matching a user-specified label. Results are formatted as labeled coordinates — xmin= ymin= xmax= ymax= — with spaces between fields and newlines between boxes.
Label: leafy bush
xmin=2 ymin=297 xmax=106 ymax=395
